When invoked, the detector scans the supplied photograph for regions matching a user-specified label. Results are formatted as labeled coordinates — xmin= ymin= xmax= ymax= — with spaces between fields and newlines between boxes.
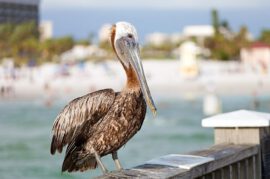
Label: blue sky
xmin=42 ymin=0 xmax=269 ymax=10
xmin=40 ymin=0 xmax=270 ymax=41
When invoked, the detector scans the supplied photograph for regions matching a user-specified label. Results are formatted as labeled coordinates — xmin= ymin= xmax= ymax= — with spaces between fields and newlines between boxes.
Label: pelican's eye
xmin=127 ymin=33 xmax=133 ymax=39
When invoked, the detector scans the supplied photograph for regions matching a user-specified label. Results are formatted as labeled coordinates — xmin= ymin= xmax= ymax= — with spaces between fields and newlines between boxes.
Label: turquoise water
xmin=0 ymin=95 xmax=270 ymax=179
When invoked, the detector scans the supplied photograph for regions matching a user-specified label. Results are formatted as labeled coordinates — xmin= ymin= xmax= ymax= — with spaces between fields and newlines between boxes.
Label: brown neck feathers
xmin=125 ymin=66 xmax=140 ymax=90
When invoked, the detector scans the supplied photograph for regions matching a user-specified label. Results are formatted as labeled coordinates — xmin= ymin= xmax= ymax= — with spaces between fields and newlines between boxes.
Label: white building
xmin=183 ymin=25 xmax=214 ymax=38
xmin=61 ymin=45 xmax=107 ymax=63
xmin=145 ymin=25 xmax=235 ymax=47
xmin=241 ymin=42 xmax=270 ymax=74
xmin=170 ymin=33 xmax=185 ymax=44
xmin=183 ymin=25 xmax=234 ymax=40
xmin=145 ymin=32 xmax=184 ymax=46
xmin=39 ymin=20 xmax=53 ymax=41
xmin=145 ymin=32 xmax=171 ymax=46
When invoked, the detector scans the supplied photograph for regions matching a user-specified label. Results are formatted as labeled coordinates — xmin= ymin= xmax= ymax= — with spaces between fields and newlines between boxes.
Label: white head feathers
xmin=114 ymin=21 xmax=138 ymax=42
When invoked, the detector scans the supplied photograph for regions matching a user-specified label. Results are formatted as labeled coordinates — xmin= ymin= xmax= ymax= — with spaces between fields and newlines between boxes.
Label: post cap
xmin=202 ymin=110 xmax=270 ymax=128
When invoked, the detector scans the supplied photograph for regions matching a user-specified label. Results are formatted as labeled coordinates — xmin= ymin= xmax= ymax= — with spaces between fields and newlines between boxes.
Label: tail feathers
xmin=62 ymin=149 xmax=97 ymax=172
xmin=51 ymin=131 xmax=75 ymax=155
xmin=50 ymin=135 xmax=62 ymax=155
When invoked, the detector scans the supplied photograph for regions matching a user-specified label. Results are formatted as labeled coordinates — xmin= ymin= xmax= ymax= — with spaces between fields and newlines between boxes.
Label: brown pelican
xmin=50 ymin=21 xmax=157 ymax=174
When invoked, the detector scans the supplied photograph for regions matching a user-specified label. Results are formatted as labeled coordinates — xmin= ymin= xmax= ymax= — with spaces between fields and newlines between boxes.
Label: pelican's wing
xmin=50 ymin=89 xmax=115 ymax=154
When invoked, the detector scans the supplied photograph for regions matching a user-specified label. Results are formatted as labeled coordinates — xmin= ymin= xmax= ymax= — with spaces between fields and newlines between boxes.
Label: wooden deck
xmin=97 ymin=144 xmax=259 ymax=179
xmin=97 ymin=110 xmax=270 ymax=179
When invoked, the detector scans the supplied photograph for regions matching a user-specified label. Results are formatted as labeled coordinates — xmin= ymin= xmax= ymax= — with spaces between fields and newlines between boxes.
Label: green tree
xmin=10 ymin=21 xmax=38 ymax=44
xmin=211 ymin=9 xmax=220 ymax=35
xmin=205 ymin=25 xmax=251 ymax=60
xmin=76 ymin=39 xmax=90 ymax=46
xmin=0 ymin=21 xmax=77 ymax=66
xmin=235 ymin=26 xmax=250 ymax=50
xmin=0 ymin=23 xmax=15 ymax=58
xmin=0 ymin=22 xmax=40 ymax=65
xmin=12 ymin=22 xmax=39 ymax=65
xmin=40 ymin=36 xmax=74 ymax=62
xmin=205 ymin=34 xmax=235 ymax=60
xmin=221 ymin=20 xmax=230 ymax=30
xmin=0 ymin=23 xmax=14 ymax=41
xmin=260 ymin=29 xmax=270 ymax=45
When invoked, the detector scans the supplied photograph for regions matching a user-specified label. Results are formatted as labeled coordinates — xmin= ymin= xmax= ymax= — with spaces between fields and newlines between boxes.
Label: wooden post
xmin=202 ymin=110 xmax=270 ymax=179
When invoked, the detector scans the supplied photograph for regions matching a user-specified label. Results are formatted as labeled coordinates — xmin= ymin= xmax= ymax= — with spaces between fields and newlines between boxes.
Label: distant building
xmin=145 ymin=25 xmax=236 ymax=47
xmin=241 ymin=42 xmax=270 ymax=74
xmin=60 ymin=45 xmax=107 ymax=63
xmin=145 ymin=32 xmax=171 ymax=46
xmin=0 ymin=0 xmax=40 ymax=25
xmin=183 ymin=25 xmax=214 ymax=38
xmin=170 ymin=33 xmax=184 ymax=44
xmin=39 ymin=21 xmax=53 ymax=41
xmin=145 ymin=32 xmax=185 ymax=46
xmin=183 ymin=25 xmax=234 ymax=41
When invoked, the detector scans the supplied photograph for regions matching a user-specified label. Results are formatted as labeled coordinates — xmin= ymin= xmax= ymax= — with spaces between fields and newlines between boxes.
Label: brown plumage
xmin=50 ymin=21 xmax=156 ymax=173
xmin=60 ymin=89 xmax=146 ymax=172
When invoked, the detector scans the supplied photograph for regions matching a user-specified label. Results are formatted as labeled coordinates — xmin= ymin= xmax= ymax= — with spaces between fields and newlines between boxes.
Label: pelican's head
xmin=111 ymin=21 xmax=157 ymax=117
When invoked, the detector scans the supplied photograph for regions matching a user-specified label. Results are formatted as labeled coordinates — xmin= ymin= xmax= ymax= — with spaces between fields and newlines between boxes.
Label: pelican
xmin=50 ymin=21 xmax=157 ymax=174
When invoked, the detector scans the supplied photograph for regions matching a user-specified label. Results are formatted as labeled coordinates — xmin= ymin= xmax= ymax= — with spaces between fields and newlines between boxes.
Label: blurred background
xmin=0 ymin=0 xmax=270 ymax=178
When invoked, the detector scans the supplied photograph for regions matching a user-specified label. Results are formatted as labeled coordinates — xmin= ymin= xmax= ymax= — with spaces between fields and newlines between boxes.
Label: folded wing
xmin=50 ymin=89 xmax=115 ymax=154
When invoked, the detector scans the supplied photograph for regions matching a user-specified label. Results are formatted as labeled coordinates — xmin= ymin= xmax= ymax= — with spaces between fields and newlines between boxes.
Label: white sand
xmin=0 ymin=60 xmax=269 ymax=100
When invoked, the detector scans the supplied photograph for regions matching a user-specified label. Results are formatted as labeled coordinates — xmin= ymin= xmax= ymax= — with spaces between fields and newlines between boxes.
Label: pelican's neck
xmin=124 ymin=66 xmax=140 ymax=91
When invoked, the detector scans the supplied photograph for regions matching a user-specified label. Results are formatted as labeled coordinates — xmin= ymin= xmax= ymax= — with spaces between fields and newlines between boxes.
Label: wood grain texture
xmin=214 ymin=128 xmax=260 ymax=145
xmin=97 ymin=144 xmax=259 ymax=179
xmin=215 ymin=126 xmax=270 ymax=178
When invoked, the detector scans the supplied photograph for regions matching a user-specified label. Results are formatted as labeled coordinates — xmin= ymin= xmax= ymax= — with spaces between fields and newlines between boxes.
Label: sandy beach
xmin=0 ymin=60 xmax=270 ymax=101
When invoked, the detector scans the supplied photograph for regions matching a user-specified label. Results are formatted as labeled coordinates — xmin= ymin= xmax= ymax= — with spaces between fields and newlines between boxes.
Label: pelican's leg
xmin=93 ymin=149 xmax=108 ymax=174
xmin=112 ymin=151 xmax=123 ymax=170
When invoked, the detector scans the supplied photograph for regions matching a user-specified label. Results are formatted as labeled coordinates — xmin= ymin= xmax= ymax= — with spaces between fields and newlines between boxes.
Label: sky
xmin=40 ymin=0 xmax=270 ymax=41
xmin=42 ymin=0 xmax=270 ymax=10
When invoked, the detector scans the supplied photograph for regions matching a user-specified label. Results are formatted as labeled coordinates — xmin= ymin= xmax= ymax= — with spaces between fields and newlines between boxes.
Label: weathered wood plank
xmin=239 ymin=160 xmax=247 ymax=179
xmin=231 ymin=163 xmax=238 ymax=179
xmin=237 ymin=162 xmax=241 ymax=179
xmin=221 ymin=166 xmax=230 ymax=179
xmin=214 ymin=128 xmax=261 ymax=145
xmin=96 ymin=144 xmax=259 ymax=179
xmin=175 ymin=144 xmax=258 ymax=178
xmin=255 ymin=153 xmax=261 ymax=179
xmin=95 ymin=164 xmax=187 ymax=179
xmin=213 ymin=169 xmax=221 ymax=179
xmin=260 ymin=127 xmax=270 ymax=179
xmin=247 ymin=157 xmax=254 ymax=179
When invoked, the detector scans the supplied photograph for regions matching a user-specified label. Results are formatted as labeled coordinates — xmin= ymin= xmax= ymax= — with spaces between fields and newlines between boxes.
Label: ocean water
xmin=0 ymin=94 xmax=270 ymax=179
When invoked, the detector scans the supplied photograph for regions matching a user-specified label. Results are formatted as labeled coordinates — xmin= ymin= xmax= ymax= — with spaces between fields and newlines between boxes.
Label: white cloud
xmin=42 ymin=0 xmax=269 ymax=10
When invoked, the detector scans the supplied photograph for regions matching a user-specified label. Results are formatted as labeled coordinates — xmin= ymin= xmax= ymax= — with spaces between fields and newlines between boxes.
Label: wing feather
xmin=50 ymin=89 xmax=115 ymax=154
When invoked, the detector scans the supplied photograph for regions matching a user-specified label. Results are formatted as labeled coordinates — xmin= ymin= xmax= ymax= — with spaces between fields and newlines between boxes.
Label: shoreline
xmin=0 ymin=60 xmax=270 ymax=101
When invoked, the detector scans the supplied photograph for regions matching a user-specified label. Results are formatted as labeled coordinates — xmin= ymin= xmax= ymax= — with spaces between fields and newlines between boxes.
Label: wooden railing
xmin=97 ymin=110 xmax=270 ymax=179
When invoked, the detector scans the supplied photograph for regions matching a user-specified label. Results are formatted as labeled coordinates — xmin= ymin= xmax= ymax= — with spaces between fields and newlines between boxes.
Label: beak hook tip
xmin=152 ymin=109 xmax=157 ymax=118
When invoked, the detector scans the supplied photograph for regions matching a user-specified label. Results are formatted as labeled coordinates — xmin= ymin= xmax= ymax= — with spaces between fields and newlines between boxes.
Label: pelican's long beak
xmin=128 ymin=46 xmax=157 ymax=117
